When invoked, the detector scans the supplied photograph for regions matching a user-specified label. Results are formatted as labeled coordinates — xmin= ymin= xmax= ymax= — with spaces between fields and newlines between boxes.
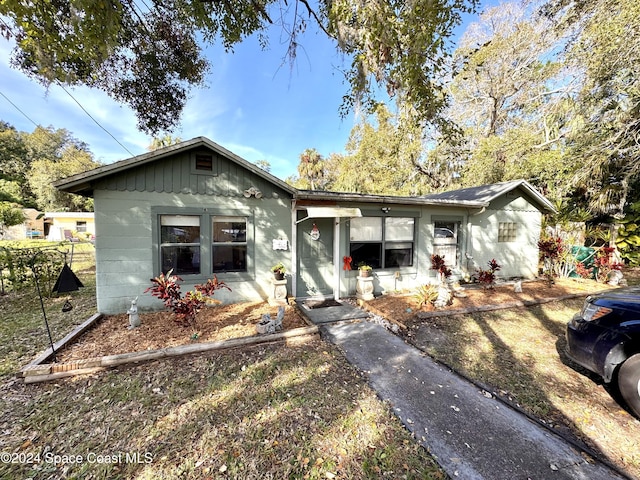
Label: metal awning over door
xmin=295 ymin=206 xmax=362 ymax=224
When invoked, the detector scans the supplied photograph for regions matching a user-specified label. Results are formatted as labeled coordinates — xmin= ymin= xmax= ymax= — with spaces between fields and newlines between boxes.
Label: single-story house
xmin=45 ymin=212 xmax=95 ymax=241
xmin=54 ymin=137 xmax=556 ymax=314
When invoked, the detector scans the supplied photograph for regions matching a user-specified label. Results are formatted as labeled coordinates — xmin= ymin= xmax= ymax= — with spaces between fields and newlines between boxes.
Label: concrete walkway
xmin=319 ymin=320 xmax=628 ymax=480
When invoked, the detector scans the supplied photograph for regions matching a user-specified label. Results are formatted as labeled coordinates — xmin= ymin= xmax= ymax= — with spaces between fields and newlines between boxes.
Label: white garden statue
xmin=256 ymin=306 xmax=285 ymax=334
xmin=128 ymin=296 xmax=141 ymax=329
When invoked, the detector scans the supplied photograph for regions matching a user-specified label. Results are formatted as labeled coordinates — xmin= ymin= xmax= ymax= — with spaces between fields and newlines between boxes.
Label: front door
xmin=296 ymin=216 xmax=334 ymax=298
xmin=433 ymin=220 xmax=459 ymax=266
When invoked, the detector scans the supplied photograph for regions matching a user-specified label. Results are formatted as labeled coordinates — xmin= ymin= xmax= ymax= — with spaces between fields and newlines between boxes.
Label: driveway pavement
xmin=319 ymin=319 xmax=628 ymax=480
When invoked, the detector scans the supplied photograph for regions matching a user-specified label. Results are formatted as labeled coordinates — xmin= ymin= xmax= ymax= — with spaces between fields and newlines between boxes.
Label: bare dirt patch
xmin=57 ymin=302 xmax=308 ymax=362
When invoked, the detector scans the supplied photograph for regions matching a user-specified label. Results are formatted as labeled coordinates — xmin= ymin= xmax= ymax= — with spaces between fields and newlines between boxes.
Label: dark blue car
xmin=566 ymin=287 xmax=640 ymax=418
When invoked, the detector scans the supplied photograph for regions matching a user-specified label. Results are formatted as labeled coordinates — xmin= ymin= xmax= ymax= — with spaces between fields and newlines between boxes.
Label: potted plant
xmin=271 ymin=262 xmax=286 ymax=280
xmin=358 ymin=262 xmax=373 ymax=277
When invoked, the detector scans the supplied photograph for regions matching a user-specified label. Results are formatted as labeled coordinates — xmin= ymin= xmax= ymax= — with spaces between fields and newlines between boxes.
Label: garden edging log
xmin=20 ymin=312 xmax=104 ymax=371
xmin=19 ymin=325 xmax=319 ymax=384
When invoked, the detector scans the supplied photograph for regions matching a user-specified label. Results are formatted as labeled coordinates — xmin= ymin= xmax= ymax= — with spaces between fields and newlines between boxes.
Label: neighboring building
xmin=54 ymin=137 xmax=556 ymax=314
xmin=45 ymin=212 xmax=95 ymax=241
xmin=2 ymin=208 xmax=44 ymax=240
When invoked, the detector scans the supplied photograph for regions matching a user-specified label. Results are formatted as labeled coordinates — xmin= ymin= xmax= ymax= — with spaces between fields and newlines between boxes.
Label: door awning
xmin=296 ymin=206 xmax=362 ymax=224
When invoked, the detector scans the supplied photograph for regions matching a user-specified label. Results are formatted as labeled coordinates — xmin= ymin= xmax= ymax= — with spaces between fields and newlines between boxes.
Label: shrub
xmin=430 ymin=254 xmax=452 ymax=282
xmin=538 ymin=237 xmax=564 ymax=260
xmin=593 ymin=247 xmax=623 ymax=283
xmin=538 ymin=236 xmax=570 ymax=282
xmin=145 ymin=270 xmax=231 ymax=328
xmin=476 ymin=259 xmax=501 ymax=290
xmin=574 ymin=262 xmax=594 ymax=279
xmin=0 ymin=246 xmax=65 ymax=294
xmin=414 ymin=284 xmax=439 ymax=308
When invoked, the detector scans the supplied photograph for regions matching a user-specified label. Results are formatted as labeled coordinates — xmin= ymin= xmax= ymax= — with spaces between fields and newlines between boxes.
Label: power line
xmin=1 ymin=21 xmax=135 ymax=158
xmin=54 ymin=81 xmax=135 ymax=157
xmin=0 ymin=90 xmax=39 ymax=128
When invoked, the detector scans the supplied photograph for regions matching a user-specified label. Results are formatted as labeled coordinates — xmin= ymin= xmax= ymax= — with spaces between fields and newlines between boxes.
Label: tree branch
xmin=297 ymin=0 xmax=335 ymax=40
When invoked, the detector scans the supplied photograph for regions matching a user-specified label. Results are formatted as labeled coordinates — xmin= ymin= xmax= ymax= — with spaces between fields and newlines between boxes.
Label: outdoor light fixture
xmin=243 ymin=186 xmax=263 ymax=198
xmin=381 ymin=207 xmax=391 ymax=213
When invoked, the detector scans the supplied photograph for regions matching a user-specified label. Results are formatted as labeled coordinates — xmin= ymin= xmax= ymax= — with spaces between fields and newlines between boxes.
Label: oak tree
xmin=0 ymin=0 xmax=478 ymax=135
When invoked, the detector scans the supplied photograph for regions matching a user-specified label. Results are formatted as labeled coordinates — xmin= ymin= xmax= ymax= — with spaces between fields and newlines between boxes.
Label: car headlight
xmin=581 ymin=303 xmax=612 ymax=321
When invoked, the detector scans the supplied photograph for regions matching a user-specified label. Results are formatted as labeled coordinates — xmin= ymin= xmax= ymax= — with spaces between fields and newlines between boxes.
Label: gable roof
xmin=54 ymin=137 xmax=296 ymax=197
xmin=54 ymin=137 xmax=555 ymax=214
xmin=421 ymin=179 xmax=557 ymax=214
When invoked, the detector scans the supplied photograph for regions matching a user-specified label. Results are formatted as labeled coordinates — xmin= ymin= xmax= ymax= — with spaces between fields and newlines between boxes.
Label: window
xmin=434 ymin=221 xmax=456 ymax=242
xmin=160 ymin=215 xmax=201 ymax=275
xmin=350 ymin=217 xmax=414 ymax=269
xmin=212 ymin=216 xmax=247 ymax=272
xmin=155 ymin=211 xmax=252 ymax=277
xmin=498 ymin=222 xmax=518 ymax=242
xmin=76 ymin=221 xmax=87 ymax=233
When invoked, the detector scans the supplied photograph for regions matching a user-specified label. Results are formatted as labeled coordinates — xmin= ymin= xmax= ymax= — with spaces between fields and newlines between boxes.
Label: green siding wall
xmin=335 ymin=201 xmax=542 ymax=298
xmin=96 ymin=149 xmax=288 ymax=199
xmin=92 ymin=148 xmax=293 ymax=314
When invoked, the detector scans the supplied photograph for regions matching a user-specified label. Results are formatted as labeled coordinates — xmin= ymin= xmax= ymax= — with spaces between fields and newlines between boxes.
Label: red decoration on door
xmin=343 ymin=256 xmax=353 ymax=271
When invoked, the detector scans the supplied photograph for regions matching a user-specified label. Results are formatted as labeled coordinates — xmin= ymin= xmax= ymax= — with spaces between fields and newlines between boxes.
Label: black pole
xmin=32 ymin=266 xmax=56 ymax=362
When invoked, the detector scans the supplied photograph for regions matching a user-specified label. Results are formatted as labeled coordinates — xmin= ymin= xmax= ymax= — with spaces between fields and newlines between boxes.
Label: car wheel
xmin=618 ymin=353 xmax=640 ymax=419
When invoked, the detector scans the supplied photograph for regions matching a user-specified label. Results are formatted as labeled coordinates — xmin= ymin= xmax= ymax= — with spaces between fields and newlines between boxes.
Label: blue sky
xmin=0 ymin=5 xmax=490 ymax=180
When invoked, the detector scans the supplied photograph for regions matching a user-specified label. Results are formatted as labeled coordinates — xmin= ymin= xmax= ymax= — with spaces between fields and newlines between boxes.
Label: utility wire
xmin=2 ymin=13 xmax=136 ymax=157
xmin=54 ymin=81 xmax=135 ymax=157
xmin=0 ymin=90 xmax=39 ymax=127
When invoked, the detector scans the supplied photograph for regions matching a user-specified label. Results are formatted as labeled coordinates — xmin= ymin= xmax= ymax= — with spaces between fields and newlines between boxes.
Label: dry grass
xmin=368 ymin=276 xmax=640 ymax=479
xmin=1 ymin=341 xmax=445 ymax=479
xmin=0 ymin=243 xmax=445 ymax=479
xmin=0 ymin=252 xmax=97 ymax=380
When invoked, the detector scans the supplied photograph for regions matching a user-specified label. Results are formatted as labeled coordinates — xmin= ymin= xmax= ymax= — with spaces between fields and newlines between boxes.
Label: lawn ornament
xmin=128 ymin=297 xmax=140 ymax=328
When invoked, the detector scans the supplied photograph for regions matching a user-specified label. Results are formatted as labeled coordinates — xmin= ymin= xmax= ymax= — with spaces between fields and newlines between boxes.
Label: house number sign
xmin=272 ymin=239 xmax=289 ymax=251
xmin=310 ymin=223 xmax=320 ymax=241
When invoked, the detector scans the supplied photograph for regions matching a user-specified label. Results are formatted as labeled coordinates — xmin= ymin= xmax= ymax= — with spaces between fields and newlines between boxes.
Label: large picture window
xmin=160 ymin=215 xmax=201 ymax=275
xmin=350 ymin=217 xmax=415 ymax=269
xmin=212 ymin=216 xmax=247 ymax=272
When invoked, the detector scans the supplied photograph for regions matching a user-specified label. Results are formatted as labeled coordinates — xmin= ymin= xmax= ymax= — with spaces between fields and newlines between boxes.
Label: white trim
xmin=291 ymin=206 xmax=298 ymax=298
xmin=45 ymin=212 xmax=94 ymax=219
xmin=295 ymin=206 xmax=362 ymax=224
xmin=333 ymin=218 xmax=341 ymax=301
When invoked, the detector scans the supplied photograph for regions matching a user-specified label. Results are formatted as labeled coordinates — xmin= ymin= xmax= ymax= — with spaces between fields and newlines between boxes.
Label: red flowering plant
xmin=538 ymin=236 xmax=565 ymax=284
xmin=593 ymin=247 xmax=624 ymax=283
xmin=476 ymin=258 xmax=502 ymax=290
xmin=145 ymin=269 xmax=231 ymax=328
xmin=431 ymin=254 xmax=452 ymax=284
xmin=574 ymin=262 xmax=594 ymax=280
